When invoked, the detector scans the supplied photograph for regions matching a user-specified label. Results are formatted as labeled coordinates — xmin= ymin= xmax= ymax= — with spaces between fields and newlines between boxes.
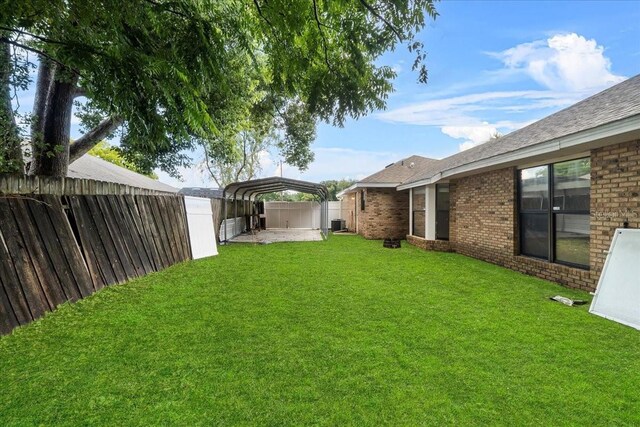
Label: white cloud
xmin=441 ymin=124 xmax=498 ymax=151
xmin=377 ymin=90 xmax=575 ymax=127
xmin=155 ymin=165 xmax=209 ymax=189
xmin=157 ymin=146 xmax=432 ymax=189
xmin=378 ymin=33 xmax=625 ymax=153
xmin=153 ymin=33 xmax=627 ymax=185
xmin=267 ymin=147 xmax=418 ymax=182
xmin=492 ymin=33 xmax=625 ymax=92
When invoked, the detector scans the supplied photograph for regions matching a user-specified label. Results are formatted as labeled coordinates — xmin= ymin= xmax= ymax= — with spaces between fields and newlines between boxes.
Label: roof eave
xmin=398 ymin=114 xmax=640 ymax=190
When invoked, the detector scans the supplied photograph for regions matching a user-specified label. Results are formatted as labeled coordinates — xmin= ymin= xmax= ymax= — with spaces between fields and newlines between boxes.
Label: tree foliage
xmin=0 ymin=0 xmax=438 ymax=177
xmin=88 ymin=141 xmax=158 ymax=179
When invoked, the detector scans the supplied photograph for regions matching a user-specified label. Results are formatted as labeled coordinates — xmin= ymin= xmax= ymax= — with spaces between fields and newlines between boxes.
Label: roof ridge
xmin=401 ymin=74 xmax=640 ymax=186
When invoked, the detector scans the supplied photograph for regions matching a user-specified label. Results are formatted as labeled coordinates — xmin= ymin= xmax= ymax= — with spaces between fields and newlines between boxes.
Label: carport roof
xmin=223 ymin=176 xmax=329 ymax=199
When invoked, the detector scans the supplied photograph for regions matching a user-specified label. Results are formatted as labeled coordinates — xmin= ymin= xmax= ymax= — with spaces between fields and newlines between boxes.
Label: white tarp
xmin=264 ymin=201 xmax=342 ymax=229
xmin=327 ymin=201 xmax=342 ymax=222
xmin=220 ymin=216 xmax=246 ymax=241
xmin=184 ymin=196 xmax=218 ymax=259
xmin=589 ymin=228 xmax=640 ymax=330
xmin=265 ymin=201 xmax=320 ymax=229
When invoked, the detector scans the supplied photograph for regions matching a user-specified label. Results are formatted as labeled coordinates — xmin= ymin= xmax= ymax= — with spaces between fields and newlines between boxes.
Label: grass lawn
xmin=1 ymin=235 xmax=639 ymax=425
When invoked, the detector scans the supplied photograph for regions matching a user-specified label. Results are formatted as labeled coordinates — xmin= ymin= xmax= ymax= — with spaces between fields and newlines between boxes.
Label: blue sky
xmin=14 ymin=1 xmax=640 ymax=188
xmin=237 ymin=0 xmax=640 ymax=188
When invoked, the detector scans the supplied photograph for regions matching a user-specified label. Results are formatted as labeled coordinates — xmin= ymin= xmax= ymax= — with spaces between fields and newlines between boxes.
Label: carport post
xmin=325 ymin=198 xmax=328 ymax=236
xmin=321 ymin=198 xmax=324 ymax=233
xmin=223 ymin=191 xmax=228 ymax=243
xmin=234 ymin=193 xmax=238 ymax=238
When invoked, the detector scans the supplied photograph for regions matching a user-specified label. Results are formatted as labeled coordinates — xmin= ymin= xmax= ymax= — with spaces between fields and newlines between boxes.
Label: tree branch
xmin=202 ymin=144 xmax=223 ymax=187
xmin=141 ymin=0 xmax=190 ymax=19
xmin=0 ymin=27 xmax=104 ymax=58
xmin=358 ymin=0 xmax=404 ymax=42
xmin=0 ymin=38 xmax=75 ymax=73
xmin=73 ymin=86 xmax=87 ymax=98
xmin=0 ymin=26 xmax=72 ymax=47
xmin=69 ymin=116 xmax=123 ymax=163
xmin=235 ymin=134 xmax=248 ymax=182
xmin=312 ymin=0 xmax=334 ymax=70
xmin=253 ymin=0 xmax=275 ymax=28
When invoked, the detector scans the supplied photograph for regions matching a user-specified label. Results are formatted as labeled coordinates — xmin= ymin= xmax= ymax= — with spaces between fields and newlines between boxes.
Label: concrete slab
xmin=229 ymin=229 xmax=323 ymax=244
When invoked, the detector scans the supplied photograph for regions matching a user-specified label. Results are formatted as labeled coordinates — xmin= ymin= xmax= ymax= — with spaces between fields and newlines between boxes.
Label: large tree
xmin=88 ymin=141 xmax=158 ymax=179
xmin=0 ymin=0 xmax=438 ymax=177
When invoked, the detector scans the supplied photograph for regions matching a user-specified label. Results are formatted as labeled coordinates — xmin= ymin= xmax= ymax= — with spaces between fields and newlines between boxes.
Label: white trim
xmin=425 ymin=185 xmax=436 ymax=240
xmin=336 ymin=184 xmax=357 ymax=199
xmin=515 ymin=151 xmax=591 ymax=170
xmin=408 ymin=188 xmax=413 ymax=236
xmin=337 ymin=182 xmax=400 ymax=198
xmin=398 ymin=115 xmax=640 ymax=190
xmin=357 ymin=182 xmax=400 ymax=188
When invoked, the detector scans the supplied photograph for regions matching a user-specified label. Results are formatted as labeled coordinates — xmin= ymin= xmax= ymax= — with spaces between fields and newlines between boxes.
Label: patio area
xmin=228 ymin=229 xmax=324 ymax=244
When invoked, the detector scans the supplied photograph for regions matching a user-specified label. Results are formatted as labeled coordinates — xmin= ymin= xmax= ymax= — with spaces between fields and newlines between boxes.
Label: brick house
xmin=349 ymin=75 xmax=640 ymax=291
xmin=338 ymin=155 xmax=438 ymax=239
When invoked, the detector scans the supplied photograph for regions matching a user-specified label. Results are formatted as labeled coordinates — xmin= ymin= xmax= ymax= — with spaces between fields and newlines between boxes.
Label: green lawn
xmin=1 ymin=235 xmax=638 ymax=426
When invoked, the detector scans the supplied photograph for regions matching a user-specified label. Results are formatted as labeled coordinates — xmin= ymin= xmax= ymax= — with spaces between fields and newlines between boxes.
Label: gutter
xmin=398 ymin=114 xmax=640 ymax=190
xmin=337 ymin=182 xmax=401 ymax=199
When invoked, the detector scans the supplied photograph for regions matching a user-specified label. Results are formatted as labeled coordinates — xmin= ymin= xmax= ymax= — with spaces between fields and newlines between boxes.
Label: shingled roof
xmin=402 ymin=74 xmax=640 ymax=187
xmin=68 ymin=155 xmax=178 ymax=193
xmin=359 ymin=155 xmax=439 ymax=184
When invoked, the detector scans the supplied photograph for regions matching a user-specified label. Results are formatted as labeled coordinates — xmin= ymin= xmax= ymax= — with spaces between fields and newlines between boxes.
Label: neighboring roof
xmin=402 ymin=74 xmax=640 ymax=188
xmin=223 ymin=176 xmax=329 ymax=199
xmin=179 ymin=187 xmax=224 ymax=199
xmin=360 ymin=155 xmax=439 ymax=184
xmin=68 ymin=155 xmax=178 ymax=193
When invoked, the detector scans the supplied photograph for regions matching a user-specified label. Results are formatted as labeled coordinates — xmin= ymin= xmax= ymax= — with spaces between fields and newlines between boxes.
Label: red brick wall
xmin=407 ymin=139 xmax=640 ymax=291
xmin=406 ymin=235 xmax=452 ymax=252
xmin=449 ymin=166 xmax=599 ymax=290
xmin=450 ymin=167 xmax=517 ymax=260
xmin=358 ymin=188 xmax=409 ymax=240
xmin=590 ymin=139 xmax=640 ymax=281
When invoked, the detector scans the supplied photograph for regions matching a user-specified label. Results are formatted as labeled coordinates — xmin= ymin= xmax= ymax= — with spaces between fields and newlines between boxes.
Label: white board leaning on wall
xmin=589 ymin=228 xmax=640 ymax=330
xmin=184 ymin=196 xmax=218 ymax=259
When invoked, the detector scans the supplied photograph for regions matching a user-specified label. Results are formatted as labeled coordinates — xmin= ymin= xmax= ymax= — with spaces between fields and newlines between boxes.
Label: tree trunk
xmin=29 ymin=57 xmax=54 ymax=157
xmin=68 ymin=116 xmax=122 ymax=163
xmin=29 ymin=69 xmax=78 ymax=177
xmin=0 ymin=40 xmax=24 ymax=173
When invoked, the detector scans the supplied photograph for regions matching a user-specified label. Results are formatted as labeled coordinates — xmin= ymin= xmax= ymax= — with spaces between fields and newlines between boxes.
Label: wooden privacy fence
xmin=0 ymin=176 xmax=192 ymax=335
xmin=0 ymin=174 xmax=169 ymax=195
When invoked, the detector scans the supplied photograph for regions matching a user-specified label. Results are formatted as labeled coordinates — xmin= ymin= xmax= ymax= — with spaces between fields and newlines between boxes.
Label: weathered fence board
xmin=126 ymin=195 xmax=161 ymax=272
xmin=8 ymin=199 xmax=69 ymax=307
xmin=0 ymin=186 xmax=192 ymax=335
xmin=0 ymin=175 xmax=173 ymax=196
xmin=137 ymin=196 xmax=170 ymax=269
xmin=29 ymin=197 xmax=90 ymax=299
xmin=68 ymin=195 xmax=110 ymax=290
xmin=0 ymin=200 xmax=51 ymax=318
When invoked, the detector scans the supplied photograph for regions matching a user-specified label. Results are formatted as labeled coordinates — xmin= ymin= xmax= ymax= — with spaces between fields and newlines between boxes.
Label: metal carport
xmin=222 ymin=177 xmax=330 ymax=242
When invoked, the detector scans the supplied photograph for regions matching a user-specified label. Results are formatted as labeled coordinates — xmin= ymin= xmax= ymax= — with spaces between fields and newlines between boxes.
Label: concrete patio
xmin=228 ymin=229 xmax=323 ymax=244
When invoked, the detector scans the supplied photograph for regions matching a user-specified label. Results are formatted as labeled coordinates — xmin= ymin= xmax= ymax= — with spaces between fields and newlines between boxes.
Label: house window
xmin=412 ymin=187 xmax=425 ymax=237
xmin=519 ymin=158 xmax=590 ymax=269
xmin=360 ymin=190 xmax=366 ymax=211
xmin=436 ymin=184 xmax=450 ymax=240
